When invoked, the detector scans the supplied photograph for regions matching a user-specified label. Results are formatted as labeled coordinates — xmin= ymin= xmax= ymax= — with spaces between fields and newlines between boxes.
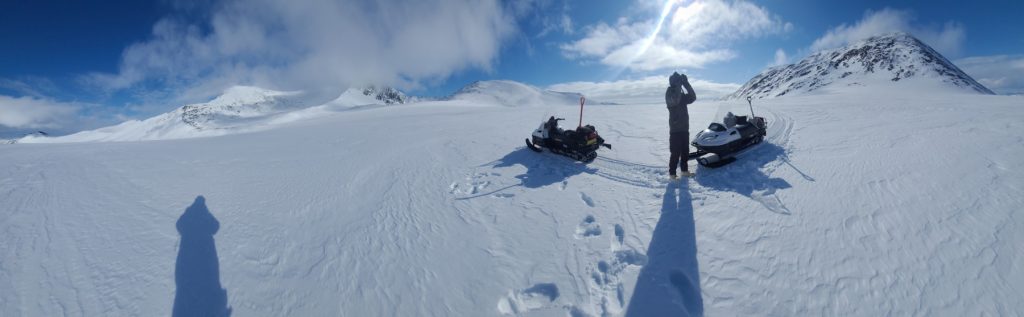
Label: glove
xmin=679 ymin=73 xmax=689 ymax=84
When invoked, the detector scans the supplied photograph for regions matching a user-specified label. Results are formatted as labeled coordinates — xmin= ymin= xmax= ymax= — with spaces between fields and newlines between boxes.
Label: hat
xmin=669 ymin=72 xmax=683 ymax=86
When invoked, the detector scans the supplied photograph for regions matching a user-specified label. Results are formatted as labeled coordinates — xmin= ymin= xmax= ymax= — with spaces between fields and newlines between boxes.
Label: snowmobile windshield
xmin=712 ymin=98 xmax=756 ymax=125
xmin=540 ymin=112 xmax=565 ymax=128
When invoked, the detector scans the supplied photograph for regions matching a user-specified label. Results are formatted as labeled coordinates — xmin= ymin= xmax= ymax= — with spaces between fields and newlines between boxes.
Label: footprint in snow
xmin=587 ymin=249 xmax=649 ymax=315
xmin=497 ymin=283 xmax=559 ymax=315
xmin=614 ymin=224 xmax=624 ymax=245
xmin=575 ymin=215 xmax=601 ymax=239
xmin=579 ymin=192 xmax=595 ymax=207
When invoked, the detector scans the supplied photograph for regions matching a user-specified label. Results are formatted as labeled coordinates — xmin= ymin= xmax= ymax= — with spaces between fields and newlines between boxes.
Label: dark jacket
xmin=665 ymin=82 xmax=696 ymax=133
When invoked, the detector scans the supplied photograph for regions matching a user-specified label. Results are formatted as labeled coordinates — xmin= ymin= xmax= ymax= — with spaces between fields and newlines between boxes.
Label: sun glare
xmin=607 ymin=0 xmax=681 ymax=80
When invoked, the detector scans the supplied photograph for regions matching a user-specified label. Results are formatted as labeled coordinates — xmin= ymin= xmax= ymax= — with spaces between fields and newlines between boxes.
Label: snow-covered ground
xmin=1 ymin=81 xmax=1022 ymax=316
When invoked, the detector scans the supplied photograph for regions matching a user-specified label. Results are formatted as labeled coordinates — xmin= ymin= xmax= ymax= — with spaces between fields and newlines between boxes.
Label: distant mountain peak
xmin=2 ymin=131 xmax=49 ymax=144
xmin=446 ymin=80 xmax=596 ymax=107
xmin=728 ymin=32 xmax=994 ymax=99
xmin=180 ymin=86 xmax=303 ymax=130
xmin=358 ymin=86 xmax=407 ymax=105
xmin=9 ymin=84 xmax=415 ymax=143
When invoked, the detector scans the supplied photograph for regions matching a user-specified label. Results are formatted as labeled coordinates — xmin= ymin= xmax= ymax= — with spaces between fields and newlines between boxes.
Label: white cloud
xmin=771 ymin=48 xmax=789 ymax=66
xmin=0 ymin=77 xmax=58 ymax=99
xmin=562 ymin=0 xmax=789 ymax=71
xmin=665 ymin=0 xmax=789 ymax=48
xmin=0 ymin=95 xmax=80 ymax=129
xmin=956 ymin=55 xmax=1024 ymax=94
xmin=601 ymin=40 xmax=737 ymax=71
xmin=548 ymin=75 xmax=741 ymax=104
xmin=560 ymin=13 xmax=574 ymax=34
xmin=86 ymin=0 xmax=518 ymax=105
xmin=561 ymin=22 xmax=644 ymax=58
xmin=529 ymin=0 xmax=574 ymax=37
xmin=810 ymin=8 xmax=966 ymax=57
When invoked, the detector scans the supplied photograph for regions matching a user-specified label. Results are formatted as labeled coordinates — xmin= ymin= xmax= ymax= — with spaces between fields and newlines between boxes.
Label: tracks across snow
xmin=5 ymin=89 xmax=1024 ymax=316
xmin=445 ymin=102 xmax=803 ymax=316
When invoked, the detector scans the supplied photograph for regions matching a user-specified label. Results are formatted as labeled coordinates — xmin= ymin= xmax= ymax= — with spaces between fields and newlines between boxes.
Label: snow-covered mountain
xmin=15 ymin=86 xmax=413 ymax=143
xmin=179 ymin=86 xmax=307 ymax=130
xmin=13 ymin=86 xmax=309 ymax=143
xmin=2 ymin=131 xmax=48 ymax=144
xmin=448 ymin=80 xmax=589 ymax=106
xmin=14 ymin=81 xmax=614 ymax=144
xmin=359 ymin=86 xmax=408 ymax=105
xmin=727 ymin=32 xmax=994 ymax=99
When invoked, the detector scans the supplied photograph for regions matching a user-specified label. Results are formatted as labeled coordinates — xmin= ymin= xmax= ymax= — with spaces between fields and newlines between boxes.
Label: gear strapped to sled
xmin=525 ymin=97 xmax=611 ymax=163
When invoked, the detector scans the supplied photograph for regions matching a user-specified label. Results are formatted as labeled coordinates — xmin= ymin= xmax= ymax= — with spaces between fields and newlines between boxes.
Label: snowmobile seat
xmin=576 ymin=125 xmax=596 ymax=135
xmin=735 ymin=115 xmax=749 ymax=125
xmin=737 ymin=123 xmax=759 ymax=138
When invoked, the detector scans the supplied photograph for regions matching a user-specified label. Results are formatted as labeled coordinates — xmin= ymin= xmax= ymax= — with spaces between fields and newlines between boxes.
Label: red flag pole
xmin=578 ymin=96 xmax=586 ymax=129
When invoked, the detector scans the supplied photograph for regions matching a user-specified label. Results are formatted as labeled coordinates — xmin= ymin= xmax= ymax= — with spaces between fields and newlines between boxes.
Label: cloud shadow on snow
xmin=694 ymin=142 xmax=794 ymax=214
xmin=173 ymin=195 xmax=232 ymax=317
xmin=626 ymin=180 xmax=704 ymax=316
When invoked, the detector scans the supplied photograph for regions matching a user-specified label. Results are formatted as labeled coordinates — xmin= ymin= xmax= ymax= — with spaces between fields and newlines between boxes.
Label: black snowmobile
xmin=686 ymin=96 xmax=767 ymax=167
xmin=525 ymin=97 xmax=611 ymax=162
xmin=526 ymin=116 xmax=611 ymax=162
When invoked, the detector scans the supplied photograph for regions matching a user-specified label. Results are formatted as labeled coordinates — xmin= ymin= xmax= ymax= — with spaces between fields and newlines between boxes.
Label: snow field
xmin=1 ymin=86 xmax=1022 ymax=316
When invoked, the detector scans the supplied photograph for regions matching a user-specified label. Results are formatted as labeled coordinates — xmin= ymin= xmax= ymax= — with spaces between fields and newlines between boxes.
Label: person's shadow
xmin=173 ymin=196 xmax=231 ymax=317
xmin=626 ymin=180 xmax=703 ymax=316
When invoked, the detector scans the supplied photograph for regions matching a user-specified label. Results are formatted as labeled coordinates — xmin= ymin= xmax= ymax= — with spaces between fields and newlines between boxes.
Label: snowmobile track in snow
xmin=589 ymin=157 xmax=671 ymax=189
xmin=455 ymin=106 xmax=795 ymax=200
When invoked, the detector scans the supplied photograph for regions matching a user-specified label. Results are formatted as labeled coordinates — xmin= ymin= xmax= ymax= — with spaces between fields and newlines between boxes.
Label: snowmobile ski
xmin=525 ymin=138 xmax=542 ymax=152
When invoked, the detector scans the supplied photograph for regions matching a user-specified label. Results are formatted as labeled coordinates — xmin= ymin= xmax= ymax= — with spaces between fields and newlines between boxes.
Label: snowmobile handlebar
xmin=746 ymin=96 xmax=756 ymax=117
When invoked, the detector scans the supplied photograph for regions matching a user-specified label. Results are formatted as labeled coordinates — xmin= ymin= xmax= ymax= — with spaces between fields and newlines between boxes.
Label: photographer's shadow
xmin=626 ymin=180 xmax=703 ymax=316
xmin=173 ymin=196 xmax=231 ymax=317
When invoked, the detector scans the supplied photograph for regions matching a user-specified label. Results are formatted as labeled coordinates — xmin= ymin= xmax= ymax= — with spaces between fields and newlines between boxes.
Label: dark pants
xmin=669 ymin=131 xmax=689 ymax=175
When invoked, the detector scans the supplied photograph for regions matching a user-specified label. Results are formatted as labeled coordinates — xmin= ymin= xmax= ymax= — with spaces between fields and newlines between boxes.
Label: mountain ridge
xmin=727 ymin=32 xmax=994 ymax=100
xmin=447 ymin=80 xmax=617 ymax=106
xmin=10 ymin=80 xmax=615 ymax=144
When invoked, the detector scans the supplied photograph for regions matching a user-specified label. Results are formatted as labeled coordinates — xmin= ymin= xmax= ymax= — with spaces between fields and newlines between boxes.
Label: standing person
xmin=666 ymin=72 xmax=697 ymax=178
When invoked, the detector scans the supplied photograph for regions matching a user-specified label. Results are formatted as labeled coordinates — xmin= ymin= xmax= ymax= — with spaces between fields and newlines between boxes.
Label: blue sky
xmin=2 ymin=0 xmax=1023 ymax=137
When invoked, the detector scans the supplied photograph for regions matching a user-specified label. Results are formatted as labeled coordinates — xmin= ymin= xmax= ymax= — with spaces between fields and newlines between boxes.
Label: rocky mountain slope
xmin=727 ymin=32 xmax=994 ymax=99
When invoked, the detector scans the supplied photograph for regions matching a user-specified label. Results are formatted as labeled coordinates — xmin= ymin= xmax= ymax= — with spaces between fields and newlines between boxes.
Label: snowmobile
xmin=525 ymin=97 xmax=611 ymax=162
xmin=687 ymin=96 xmax=767 ymax=168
